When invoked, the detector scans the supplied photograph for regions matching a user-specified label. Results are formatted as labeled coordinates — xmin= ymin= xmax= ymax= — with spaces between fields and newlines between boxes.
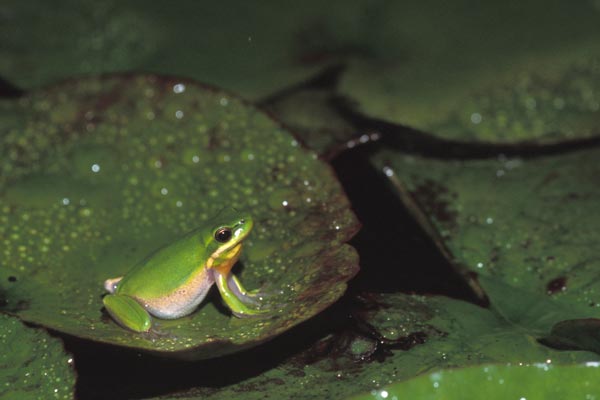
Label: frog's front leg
xmin=214 ymin=271 xmax=269 ymax=317
xmin=103 ymin=294 xmax=152 ymax=332
xmin=227 ymin=274 xmax=270 ymax=306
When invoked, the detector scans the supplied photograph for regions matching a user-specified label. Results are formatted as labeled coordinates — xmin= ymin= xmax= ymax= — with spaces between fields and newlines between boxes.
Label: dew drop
xmin=173 ymin=83 xmax=186 ymax=94
xmin=470 ymin=112 xmax=482 ymax=124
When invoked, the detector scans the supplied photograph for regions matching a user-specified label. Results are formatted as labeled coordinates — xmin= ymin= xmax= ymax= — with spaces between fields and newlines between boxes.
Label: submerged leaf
xmin=0 ymin=74 xmax=359 ymax=358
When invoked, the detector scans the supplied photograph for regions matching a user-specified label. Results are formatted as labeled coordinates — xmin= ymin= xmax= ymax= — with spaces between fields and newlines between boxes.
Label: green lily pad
xmin=0 ymin=74 xmax=360 ymax=358
xmin=0 ymin=314 xmax=76 ymax=399
xmin=3 ymin=2 xmax=599 ymax=144
xmin=151 ymin=293 xmax=596 ymax=399
xmin=338 ymin=1 xmax=600 ymax=143
xmin=352 ymin=362 xmax=600 ymax=400
xmin=261 ymin=85 xmax=367 ymax=159
xmin=0 ymin=0 xmax=353 ymax=99
xmin=371 ymin=148 xmax=600 ymax=344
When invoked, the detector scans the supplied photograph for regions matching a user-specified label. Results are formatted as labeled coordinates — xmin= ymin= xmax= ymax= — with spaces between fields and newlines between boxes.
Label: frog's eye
xmin=214 ymin=227 xmax=232 ymax=243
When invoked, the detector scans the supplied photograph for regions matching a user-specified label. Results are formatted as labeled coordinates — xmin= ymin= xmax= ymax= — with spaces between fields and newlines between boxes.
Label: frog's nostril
xmin=239 ymin=219 xmax=245 ymax=224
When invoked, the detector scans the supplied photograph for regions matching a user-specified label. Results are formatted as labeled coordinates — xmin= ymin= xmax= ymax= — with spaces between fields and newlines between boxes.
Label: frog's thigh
xmin=103 ymin=294 xmax=152 ymax=332
xmin=215 ymin=272 xmax=267 ymax=317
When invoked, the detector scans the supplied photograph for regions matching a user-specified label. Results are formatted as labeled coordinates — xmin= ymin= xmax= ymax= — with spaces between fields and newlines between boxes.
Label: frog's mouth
xmin=208 ymin=243 xmax=243 ymax=274
xmin=221 ymin=242 xmax=243 ymax=261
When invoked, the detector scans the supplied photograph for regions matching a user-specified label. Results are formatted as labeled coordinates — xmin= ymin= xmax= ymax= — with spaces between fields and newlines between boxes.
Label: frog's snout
xmin=238 ymin=216 xmax=254 ymax=231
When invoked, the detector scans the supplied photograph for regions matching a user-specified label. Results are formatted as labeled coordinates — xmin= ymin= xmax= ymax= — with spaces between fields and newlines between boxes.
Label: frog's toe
xmin=236 ymin=293 xmax=260 ymax=306
xmin=233 ymin=284 xmax=275 ymax=306
xmin=231 ymin=307 xmax=272 ymax=319
xmin=247 ymin=284 xmax=280 ymax=301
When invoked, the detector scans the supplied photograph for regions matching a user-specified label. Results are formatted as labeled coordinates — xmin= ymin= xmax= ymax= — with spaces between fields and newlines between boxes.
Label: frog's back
xmin=116 ymin=229 xmax=208 ymax=299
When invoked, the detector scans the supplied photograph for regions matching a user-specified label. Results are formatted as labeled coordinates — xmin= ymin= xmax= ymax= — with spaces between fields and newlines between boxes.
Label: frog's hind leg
xmin=103 ymin=294 xmax=152 ymax=332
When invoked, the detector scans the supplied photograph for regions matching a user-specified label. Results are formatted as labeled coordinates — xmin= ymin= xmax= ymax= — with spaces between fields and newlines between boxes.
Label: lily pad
xmin=338 ymin=1 xmax=600 ymax=143
xmin=0 ymin=0 xmax=355 ymax=99
xmin=149 ymin=293 xmax=596 ymax=400
xmin=0 ymin=74 xmax=360 ymax=358
xmin=262 ymin=86 xmax=368 ymax=159
xmin=3 ymin=2 xmax=599 ymax=144
xmin=371 ymin=148 xmax=600 ymax=346
xmin=352 ymin=362 xmax=600 ymax=400
xmin=0 ymin=314 xmax=76 ymax=399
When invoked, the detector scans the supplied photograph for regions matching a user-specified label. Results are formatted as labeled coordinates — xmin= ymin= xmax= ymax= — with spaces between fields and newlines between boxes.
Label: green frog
xmin=103 ymin=208 xmax=266 ymax=332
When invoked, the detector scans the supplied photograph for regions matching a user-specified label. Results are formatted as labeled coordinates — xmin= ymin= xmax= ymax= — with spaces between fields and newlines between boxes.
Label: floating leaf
xmin=150 ymin=293 xmax=595 ymax=399
xmin=0 ymin=314 xmax=75 ymax=399
xmin=352 ymin=362 xmax=600 ymax=400
xmin=0 ymin=0 xmax=357 ymax=99
xmin=0 ymin=74 xmax=359 ymax=358
xmin=262 ymin=86 xmax=367 ymax=159
xmin=3 ymin=2 xmax=598 ymax=143
xmin=338 ymin=1 xmax=600 ymax=143
xmin=372 ymin=147 xmax=600 ymax=348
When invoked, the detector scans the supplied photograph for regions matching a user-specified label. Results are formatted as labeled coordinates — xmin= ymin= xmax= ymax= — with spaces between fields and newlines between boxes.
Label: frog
xmin=102 ymin=208 xmax=267 ymax=332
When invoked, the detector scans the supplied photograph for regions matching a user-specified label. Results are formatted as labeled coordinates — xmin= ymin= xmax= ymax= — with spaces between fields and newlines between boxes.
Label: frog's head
xmin=205 ymin=208 xmax=254 ymax=270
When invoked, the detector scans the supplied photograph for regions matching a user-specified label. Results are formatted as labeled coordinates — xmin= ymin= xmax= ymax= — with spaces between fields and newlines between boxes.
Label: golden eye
xmin=214 ymin=227 xmax=232 ymax=243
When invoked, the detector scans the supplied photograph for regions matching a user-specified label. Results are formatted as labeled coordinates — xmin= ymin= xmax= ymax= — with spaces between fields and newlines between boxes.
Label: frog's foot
xmin=103 ymin=294 xmax=152 ymax=333
xmin=230 ymin=298 xmax=289 ymax=319
xmin=143 ymin=325 xmax=177 ymax=339
xmin=230 ymin=306 xmax=272 ymax=319
xmin=216 ymin=272 xmax=273 ymax=318
xmin=245 ymin=284 xmax=277 ymax=300
xmin=226 ymin=275 xmax=275 ymax=306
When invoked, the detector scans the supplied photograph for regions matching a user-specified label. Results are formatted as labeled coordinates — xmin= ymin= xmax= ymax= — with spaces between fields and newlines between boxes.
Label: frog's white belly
xmin=138 ymin=269 xmax=215 ymax=319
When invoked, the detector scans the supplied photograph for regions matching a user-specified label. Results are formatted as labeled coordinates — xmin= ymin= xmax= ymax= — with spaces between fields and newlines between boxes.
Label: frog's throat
xmin=207 ymin=243 xmax=243 ymax=275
